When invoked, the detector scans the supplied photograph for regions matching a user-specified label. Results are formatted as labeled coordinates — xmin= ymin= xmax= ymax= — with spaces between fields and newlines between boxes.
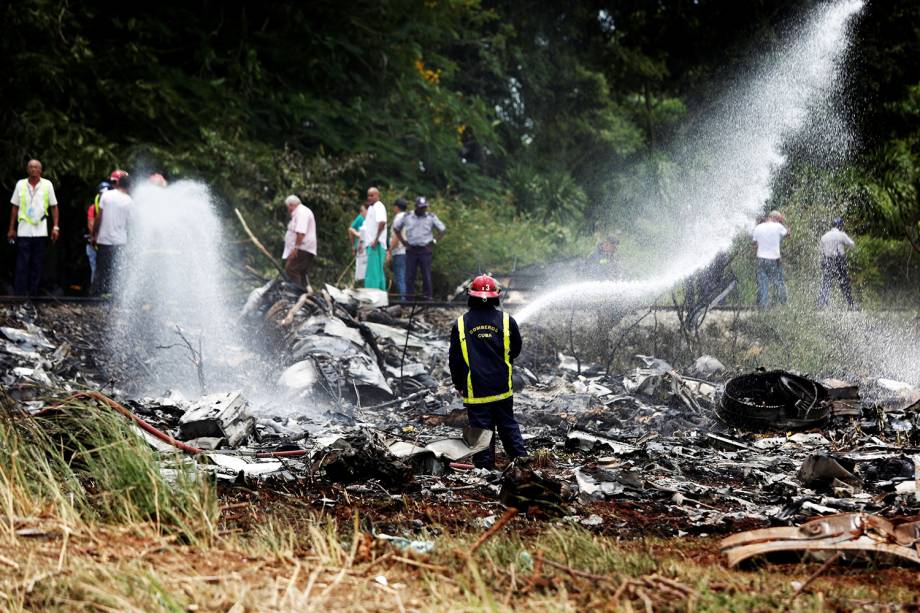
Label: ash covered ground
xmin=3 ymin=282 xmax=920 ymax=541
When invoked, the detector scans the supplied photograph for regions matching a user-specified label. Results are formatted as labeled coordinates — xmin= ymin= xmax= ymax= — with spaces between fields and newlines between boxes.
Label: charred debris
xmin=3 ymin=283 xmax=920 ymax=563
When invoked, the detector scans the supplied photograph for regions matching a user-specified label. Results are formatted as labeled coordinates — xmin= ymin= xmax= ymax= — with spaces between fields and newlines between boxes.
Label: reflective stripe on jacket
xmin=18 ymin=179 xmax=50 ymax=225
xmin=449 ymin=307 xmax=522 ymax=405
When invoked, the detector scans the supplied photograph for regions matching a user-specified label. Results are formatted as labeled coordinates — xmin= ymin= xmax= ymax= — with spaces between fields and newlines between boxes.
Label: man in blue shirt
xmin=393 ymin=196 xmax=445 ymax=300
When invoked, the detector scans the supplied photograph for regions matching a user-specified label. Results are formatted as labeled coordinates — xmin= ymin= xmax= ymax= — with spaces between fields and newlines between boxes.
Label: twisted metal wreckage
xmin=2 ymin=280 xmax=920 ymax=570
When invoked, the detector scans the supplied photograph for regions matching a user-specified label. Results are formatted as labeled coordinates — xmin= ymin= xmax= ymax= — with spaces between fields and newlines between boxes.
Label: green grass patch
xmin=0 ymin=393 xmax=217 ymax=542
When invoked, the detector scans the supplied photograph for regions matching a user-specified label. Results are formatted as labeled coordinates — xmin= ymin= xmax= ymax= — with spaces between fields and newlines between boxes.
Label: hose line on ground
xmin=46 ymin=391 xmax=309 ymax=458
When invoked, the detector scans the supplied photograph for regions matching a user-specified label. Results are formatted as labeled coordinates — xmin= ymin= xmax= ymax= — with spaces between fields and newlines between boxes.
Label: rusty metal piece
xmin=721 ymin=512 xmax=920 ymax=568
xmin=893 ymin=520 xmax=920 ymax=545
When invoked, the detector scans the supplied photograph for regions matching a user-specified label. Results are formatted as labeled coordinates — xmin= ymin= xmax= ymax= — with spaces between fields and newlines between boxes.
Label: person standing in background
xmin=387 ymin=197 xmax=408 ymax=300
xmin=281 ymin=195 xmax=317 ymax=291
xmin=394 ymin=196 xmax=445 ymax=300
xmin=348 ymin=203 xmax=367 ymax=286
xmin=7 ymin=159 xmax=59 ymax=296
xmin=92 ymin=172 xmax=132 ymax=296
xmin=751 ymin=210 xmax=790 ymax=309
xmin=363 ymin=186 xmax=387 ymax=291
xmin=818 ymin=217 xmax=857 ymax=309
xmin=86 ymin=180 xmax=111 ymax=287
xmin=581 ymin=235 xmax=620 ymax=280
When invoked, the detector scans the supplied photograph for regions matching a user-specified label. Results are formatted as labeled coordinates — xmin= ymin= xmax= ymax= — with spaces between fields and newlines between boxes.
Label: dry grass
xmin=3 ymin=510 xmax=919 ymax=611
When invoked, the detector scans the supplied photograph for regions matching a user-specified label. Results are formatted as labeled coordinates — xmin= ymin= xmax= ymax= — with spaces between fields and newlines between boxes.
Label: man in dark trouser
xmin=94 ymin=244 xmax=122 ymax=295
xmin=819 ymin=256 xmax=854 ymax=308
xmin=394 ymin=196 xmax=445 ymax=300
xmin=405 ymin=244 xmax=433 ymax=300
xmin=281 ymin=195 xmax=317 ymax=291
xmin=818 ymin=217 xmax=856 ymax=309
xmin=466 ymin=397 xmax=524 ymax=468
xmin=8 ymin=159 xmax=60 ymax=296
xmin=448 ymin=275 xmax=525 ymax=469
xmin=14 ymin=237 xmax=47 ymax=296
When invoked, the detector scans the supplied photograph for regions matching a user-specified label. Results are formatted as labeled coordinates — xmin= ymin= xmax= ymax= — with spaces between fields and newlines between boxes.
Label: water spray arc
xmin=517 ymin=0 xmax=865 ymax=323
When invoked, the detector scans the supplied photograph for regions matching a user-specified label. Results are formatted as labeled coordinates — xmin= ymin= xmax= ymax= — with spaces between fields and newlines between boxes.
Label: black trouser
xmin=466 ymin=396 xmax=526 ymax=469
xmin=819 ymin=255 xmax=854 ymax=307
xmin=14 ymin=236 xmax=47 ymax=296
xmin=284 ymin=251 xmax=314 ymax=290
xmin=405 ymin=244 xmax=433 ymax=300
xmin=93 ymin=244 xmax=123 ymax=296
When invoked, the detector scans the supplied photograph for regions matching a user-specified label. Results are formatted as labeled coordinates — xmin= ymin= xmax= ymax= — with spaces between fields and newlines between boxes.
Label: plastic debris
xmin=376 ymin=533 xmax=435 ymax=554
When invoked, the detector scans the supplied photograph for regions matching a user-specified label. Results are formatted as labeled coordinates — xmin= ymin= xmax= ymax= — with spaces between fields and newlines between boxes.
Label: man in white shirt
xmin=818 ymin=218 xmax=856 ymax=309
xmin=92 ymin=172 xmax=133 ymax=295
xmin=387 ymin=198 xmax=408 ymax=300
xmin=282 ymin=195 xmax=317 ymax=291
xmin=362 ymin=186 xmax=387 ymax=290
xmin=7 ymin=159 xmax=60 ymax=296
xmin=751 ymin=210 xmax=790 ymax=308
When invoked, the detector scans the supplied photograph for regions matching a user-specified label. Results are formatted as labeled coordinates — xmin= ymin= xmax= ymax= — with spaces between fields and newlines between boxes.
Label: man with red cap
xmin=448 ymin=274 xmax=525 ymax=469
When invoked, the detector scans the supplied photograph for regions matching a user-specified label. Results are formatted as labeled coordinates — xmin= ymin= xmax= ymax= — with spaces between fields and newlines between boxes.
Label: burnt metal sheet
xmin=718 ymin=370 xmax=830 ymax=431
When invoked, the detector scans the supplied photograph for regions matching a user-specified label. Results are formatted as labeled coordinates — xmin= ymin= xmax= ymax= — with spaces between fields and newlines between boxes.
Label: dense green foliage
xmin=1 ymin=0 xmax=919 ymax=296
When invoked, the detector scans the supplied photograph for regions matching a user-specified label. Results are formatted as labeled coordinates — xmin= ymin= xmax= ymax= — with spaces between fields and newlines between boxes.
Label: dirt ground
xmin=4 ymin=495 xmax=920 ymax=612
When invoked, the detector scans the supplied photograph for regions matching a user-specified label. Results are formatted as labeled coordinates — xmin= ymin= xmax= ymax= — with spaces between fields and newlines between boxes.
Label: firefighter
xmin=448 ymin=274 xmax=526 ymax=469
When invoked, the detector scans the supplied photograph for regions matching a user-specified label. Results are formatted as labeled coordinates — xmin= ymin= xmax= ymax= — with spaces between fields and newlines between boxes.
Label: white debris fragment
xmin=204 ymin=453 xmax=283 ymax=476
xmin=877 ymin=378 xmax=916 ymax=394
xmin=691 ymin=355 xmax=726 ymax=377
xmin=476 ymin=515 xmax=497 ymax=529
xmin=365 ymin=322 xmax=426 ymax=348
xmin=240 ymin=281 xmax=273 ymax=317
xmin=325 ymin=284 xmax=389 ymax=308
xmin=323 ymin=317 xmax=365 ymax=346
xmin=1 ymin=325 xmax=55 ymax=349
xmin=277 ymin=360 xmax=320 ymax=391
xmin=12 ymin=366 xmax=52 ymax=385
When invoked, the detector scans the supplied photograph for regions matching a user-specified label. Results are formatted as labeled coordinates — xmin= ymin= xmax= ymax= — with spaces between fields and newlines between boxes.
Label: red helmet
xmin=109 ymin=169 xmax=129 ymax=184
xmin=469 ymin=274 xmax=501 ymax=298
xmin=148 ymin=172 xmax=167 ymax=187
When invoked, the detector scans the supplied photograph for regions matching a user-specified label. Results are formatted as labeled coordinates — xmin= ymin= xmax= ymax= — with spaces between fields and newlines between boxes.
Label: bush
xmin=429 ymin=196 xmax=583 ymax=296
xmin=849 ymin=235 xmax=920 ymax=303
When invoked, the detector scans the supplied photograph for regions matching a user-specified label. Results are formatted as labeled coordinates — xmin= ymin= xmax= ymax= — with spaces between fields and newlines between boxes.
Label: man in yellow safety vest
xmin=7 ymin=159 xmax=59 ymax=296
xmin=448 ymin=274 xmax=526 ymax=469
